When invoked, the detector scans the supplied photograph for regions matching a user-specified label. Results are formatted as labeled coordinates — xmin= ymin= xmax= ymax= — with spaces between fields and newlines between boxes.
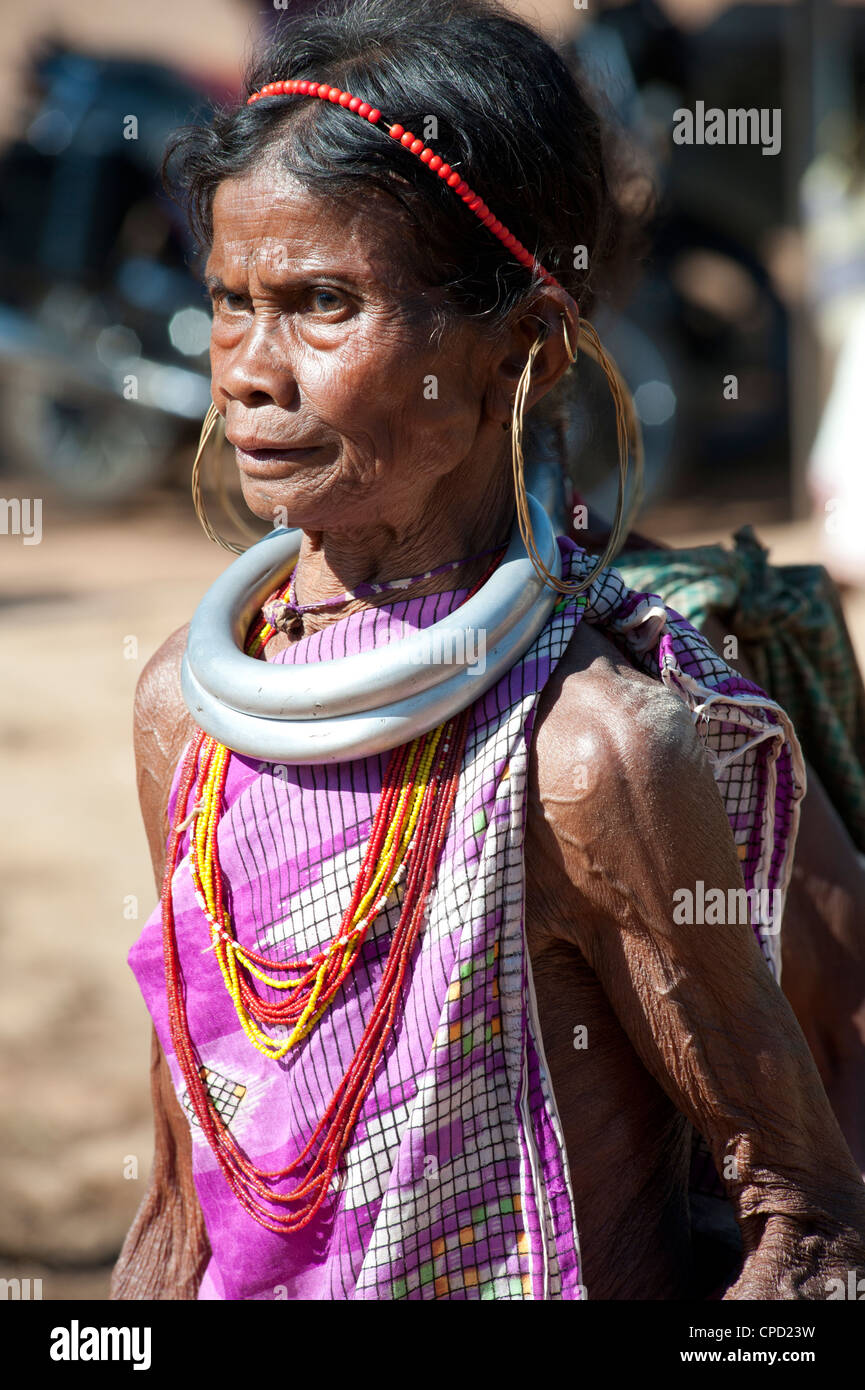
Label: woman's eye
xmin=209 ymin=285 xmax=348 ymax=316
xmin=310 ymin=288 xmax=344 ymax=313
xmin=210 ymin=289 xmax=248 ymax=312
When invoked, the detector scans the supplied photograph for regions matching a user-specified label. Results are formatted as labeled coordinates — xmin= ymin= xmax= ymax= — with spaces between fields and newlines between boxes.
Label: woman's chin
xmin=238 ymin=473 xmax=332 ymax=530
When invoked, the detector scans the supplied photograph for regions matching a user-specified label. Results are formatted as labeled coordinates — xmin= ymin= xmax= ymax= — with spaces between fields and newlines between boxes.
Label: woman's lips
xmin=233 ymin=444 xmax=323 ymax=478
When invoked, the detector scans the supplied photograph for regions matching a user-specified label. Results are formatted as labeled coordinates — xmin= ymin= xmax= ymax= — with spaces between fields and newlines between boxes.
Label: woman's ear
xmin=482 ymin=288 xmax=578 ymax=427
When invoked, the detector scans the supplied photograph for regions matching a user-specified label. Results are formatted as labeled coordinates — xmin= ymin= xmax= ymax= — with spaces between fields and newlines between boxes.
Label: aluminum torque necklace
xmin=182 ymin=486 xmax=561 ymax=762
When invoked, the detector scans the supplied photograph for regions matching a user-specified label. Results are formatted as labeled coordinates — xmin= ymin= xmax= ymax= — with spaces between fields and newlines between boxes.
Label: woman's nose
xmin=213 ymin=318 xmax=299 ymax=411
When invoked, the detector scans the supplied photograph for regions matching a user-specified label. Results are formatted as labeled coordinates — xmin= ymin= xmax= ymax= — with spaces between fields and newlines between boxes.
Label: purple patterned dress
xmin=128 ymin=536 xmax=804 ymax=1299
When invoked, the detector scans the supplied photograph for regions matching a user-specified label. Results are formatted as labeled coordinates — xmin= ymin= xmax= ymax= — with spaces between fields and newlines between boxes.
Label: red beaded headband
xmin=246 ymin=77 xmax=576 ymax=312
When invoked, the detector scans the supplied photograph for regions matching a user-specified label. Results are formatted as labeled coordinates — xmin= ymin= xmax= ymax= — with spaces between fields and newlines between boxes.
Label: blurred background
xmin=1 ymin=0 xmax=864 ymax=1298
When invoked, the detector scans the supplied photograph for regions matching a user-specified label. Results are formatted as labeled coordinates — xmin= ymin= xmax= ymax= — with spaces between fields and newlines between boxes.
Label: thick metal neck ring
xmin=181 ymin=489 xmax=563 ymax=765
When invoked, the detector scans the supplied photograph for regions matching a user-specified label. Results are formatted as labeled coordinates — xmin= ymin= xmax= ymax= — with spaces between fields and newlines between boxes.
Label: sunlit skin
xmin=112 ymin=163 xmax=865 ymax=1301
xmin=205 ymin=161 xmax=576 ymax=626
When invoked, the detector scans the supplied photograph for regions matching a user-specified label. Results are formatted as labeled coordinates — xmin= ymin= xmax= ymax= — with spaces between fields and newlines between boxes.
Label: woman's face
xmin=206 ymin=159 xmax=505 ymax=533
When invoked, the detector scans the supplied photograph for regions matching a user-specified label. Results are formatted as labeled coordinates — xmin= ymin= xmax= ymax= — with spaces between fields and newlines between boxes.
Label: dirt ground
xmin=0 ymin=483 xmax=225 ymax=1300
xmin=1 ymin=478 xmax=863 ymax=1301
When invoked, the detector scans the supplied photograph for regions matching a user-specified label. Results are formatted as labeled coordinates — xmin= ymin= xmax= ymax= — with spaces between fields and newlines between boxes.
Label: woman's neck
xmin=279 ymin=452 xmax=517 ymax=642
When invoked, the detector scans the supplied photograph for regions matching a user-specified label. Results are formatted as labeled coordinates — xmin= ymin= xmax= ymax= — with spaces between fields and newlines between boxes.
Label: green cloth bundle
xmin=615 ymin=525 xmax=865 ymax=853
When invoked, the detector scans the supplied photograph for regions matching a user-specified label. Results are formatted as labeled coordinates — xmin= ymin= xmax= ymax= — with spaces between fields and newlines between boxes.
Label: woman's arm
xmin=111 ymin=626 xmax=210 ymax=1300
xmin=110 ymin=1028 xmax=210 ymax=1299
xmin=532 ymin=627 xmax=865 ymax=1298
xmin=700 ymin=612 xmax=865 ymax=1174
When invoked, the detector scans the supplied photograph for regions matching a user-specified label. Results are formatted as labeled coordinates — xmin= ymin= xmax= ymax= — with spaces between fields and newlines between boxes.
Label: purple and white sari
xmin=128 ymin=536 xmax=804 ymax=1299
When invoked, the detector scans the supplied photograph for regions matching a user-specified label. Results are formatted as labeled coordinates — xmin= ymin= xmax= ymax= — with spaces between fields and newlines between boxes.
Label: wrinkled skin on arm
xmin=526 ymin=621 xmax=865 ymax=1299
xmin=578 ymin=524 xmax=865 ymax=1177
xmin=111 ymin=626 xmax=209 ymax=1300
xmin=700 ymin=613 xmax=865 ymax=1176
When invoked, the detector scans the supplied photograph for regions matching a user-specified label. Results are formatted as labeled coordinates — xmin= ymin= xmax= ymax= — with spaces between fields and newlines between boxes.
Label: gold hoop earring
xmin=191 ymin=404 xmax=250 ymax=555
xmin=561 ymin=313 xmax=578 ymax=365
xmin=511 ymin=320 xmax=644 ymax=597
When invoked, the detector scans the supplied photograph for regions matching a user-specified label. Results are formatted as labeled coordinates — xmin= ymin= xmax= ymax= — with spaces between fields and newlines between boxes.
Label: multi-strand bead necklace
xmin=161 ymin=547 xmax=504 ymax=1232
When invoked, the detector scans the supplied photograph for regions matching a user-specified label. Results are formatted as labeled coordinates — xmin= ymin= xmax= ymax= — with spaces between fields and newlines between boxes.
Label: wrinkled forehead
xmin=207 ymin=158 xmax=426 ymax=293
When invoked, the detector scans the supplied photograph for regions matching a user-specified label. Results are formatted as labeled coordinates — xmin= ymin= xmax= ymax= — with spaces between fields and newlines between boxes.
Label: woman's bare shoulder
xmin=531 ymin=619 xmax=702 ymax=793
xmin=134 ymin=624 xmax=197 ymax=882
xmin=526 ymin=619 xmax=734 ymax=945
xmin=134 ymin=622 xmax=195 ymax=757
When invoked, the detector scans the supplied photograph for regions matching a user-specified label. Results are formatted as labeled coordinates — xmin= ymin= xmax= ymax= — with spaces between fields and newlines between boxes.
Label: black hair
xmin=163 ymin=0 xmax=650 ymax=346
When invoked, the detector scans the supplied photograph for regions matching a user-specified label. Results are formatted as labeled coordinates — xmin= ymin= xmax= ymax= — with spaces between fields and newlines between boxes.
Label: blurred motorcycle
xmin=0 ymin=42 xmax=219 ymax=506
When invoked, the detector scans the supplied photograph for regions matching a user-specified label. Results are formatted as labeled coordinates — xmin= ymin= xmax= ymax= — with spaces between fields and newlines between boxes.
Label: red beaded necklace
xmin=162 ymin=553 xmax=503 ymax=1232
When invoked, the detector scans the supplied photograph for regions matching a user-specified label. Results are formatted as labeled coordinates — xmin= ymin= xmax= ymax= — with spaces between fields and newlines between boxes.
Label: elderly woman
xmin=112 ymin=0 xmax=865 ymax=1301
